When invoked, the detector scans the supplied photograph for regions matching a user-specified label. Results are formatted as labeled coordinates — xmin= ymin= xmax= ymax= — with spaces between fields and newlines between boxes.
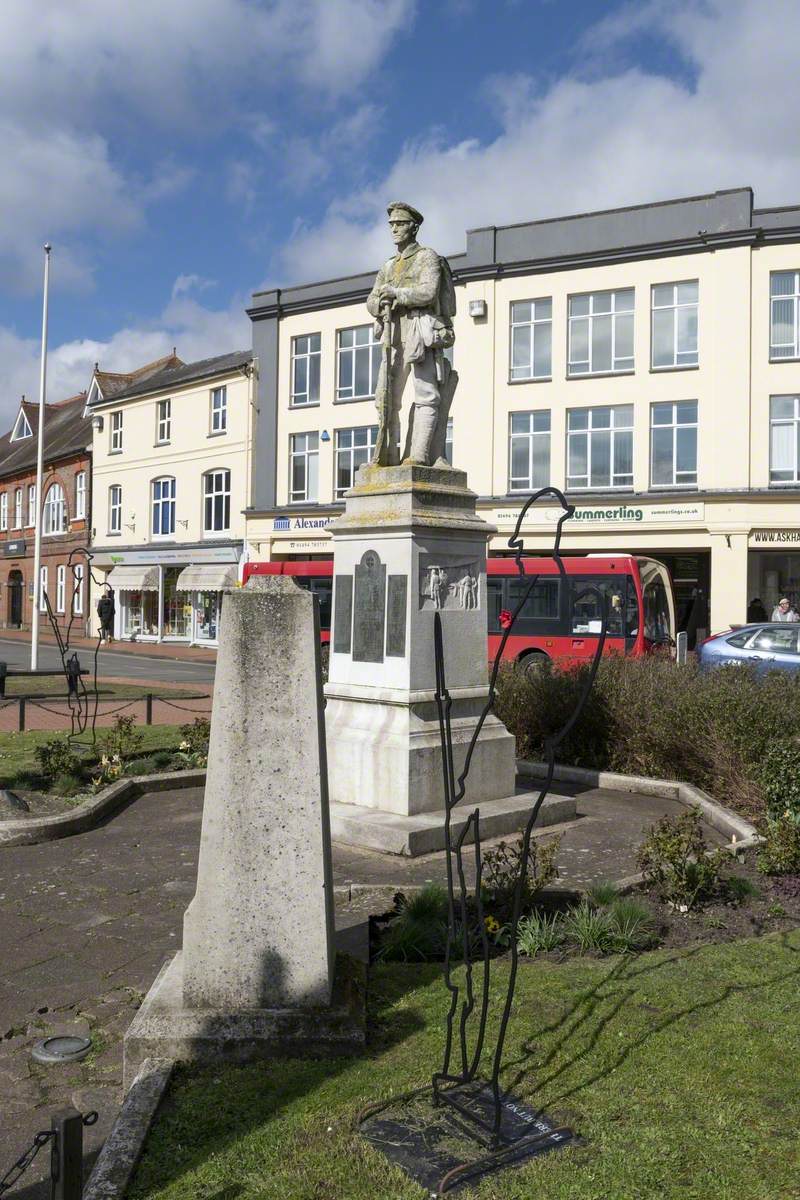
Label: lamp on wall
xmin=321 ymin=430 xmax=331 ymax=442
xmin=178 ymin=519 xmax=189 ymax=528
xmin=91 ymin=414 xmax=104 ymax=433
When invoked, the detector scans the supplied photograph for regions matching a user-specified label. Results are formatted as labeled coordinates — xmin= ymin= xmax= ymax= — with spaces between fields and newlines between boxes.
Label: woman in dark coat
xmin=97 ymin=586 xmax=116 ymax=643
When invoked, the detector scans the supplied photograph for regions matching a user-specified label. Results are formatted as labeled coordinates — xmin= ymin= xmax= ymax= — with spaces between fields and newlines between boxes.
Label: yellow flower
xmin=484 ymin=916 xmax=500 ymax=934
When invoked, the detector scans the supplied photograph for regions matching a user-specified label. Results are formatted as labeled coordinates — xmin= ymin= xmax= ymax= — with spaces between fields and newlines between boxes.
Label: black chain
xmin=0 ymin=1111 xmax=97 ymax=1196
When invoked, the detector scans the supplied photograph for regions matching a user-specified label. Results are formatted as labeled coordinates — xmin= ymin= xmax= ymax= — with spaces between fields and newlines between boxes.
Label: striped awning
xmin=105 ymin=565 xmax=160 ymax=591
xmin=175 ymin=563 xmax=238 ymax=592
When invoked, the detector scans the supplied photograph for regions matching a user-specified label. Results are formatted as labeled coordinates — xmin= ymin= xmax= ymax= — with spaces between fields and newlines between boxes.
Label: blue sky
xmin=1 ymin=0 xmax=798 ymax=424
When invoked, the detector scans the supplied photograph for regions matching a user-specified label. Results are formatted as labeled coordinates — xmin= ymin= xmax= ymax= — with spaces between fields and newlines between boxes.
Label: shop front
xmin=748 ymin=530 xmax=800 ymax=620
xmin=97 ymin=544 xmax=242 ymax=647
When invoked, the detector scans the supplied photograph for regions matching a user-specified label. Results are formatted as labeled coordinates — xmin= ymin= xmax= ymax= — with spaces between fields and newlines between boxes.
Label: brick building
xmin=0 ymin=394 xmax=92 ymax=634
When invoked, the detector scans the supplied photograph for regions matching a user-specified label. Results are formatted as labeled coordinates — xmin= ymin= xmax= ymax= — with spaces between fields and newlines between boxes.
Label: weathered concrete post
xmin=124 ymin=576 xmax=362 ymax=1088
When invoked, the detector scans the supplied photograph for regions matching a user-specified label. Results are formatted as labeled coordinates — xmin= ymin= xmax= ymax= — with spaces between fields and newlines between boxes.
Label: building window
xmin=39 ymin=566 xmax=48 ymax=613
xmin=651 ymin=281 xmax=698 ymax=369
xmin=335 ymin=426 xmax=377 ymax=498
xmin=291 ymin=334 xmax=321 ymax=406
xmin=56 ymin=564 xmax=66 ymax=613
xmin=13 ymin=489 xmax=22 ymax=529
xmin=203 ymin=469 xmax=231 ymax=534
xmin=445 ymin=417 xmax=453 ymax=465
xmin=290 ymin=432 xmax=319 ymax=502
xmin=75 ymin=472 xmax=86 ymax=519
xmin=337 ymin=325 xmax=381 ymax=400
xmin=157 ymin=399 xmax=171 ymax=443
xmin=651 ymin=401 xmax=698 ymax=487
xmin=152 ymin=477 xmax=176 ymax=537
xmin=510 ymin=298 xmax=552 ymax=380
xmin=10 ymin=409 xmax=32 ymax=441
xmin=568 ymin=288 xmax=634 ymax=375
xmin=109 ymin=485 xmax=122 ymax=534
xmin=508 ymin=411 xmax=551 ymax=492
xmin=0 ymin=493 xmax=7 ymax=532
xmin=770 ymin=394 xmax=800 ymax=483
xmin=73 ymin=562 xmax=84 ymax=615
xmin=770 ymin=271 xmax=800 ymax=360
xmin=27 ymin=484 xmax=36 ymax=528
xmin=210 ymin=386 xmax=227 ymax=433
xmin=110 ymin=411 xmax=123 ymax=452
xmin=43 ymin=483 xmax=67 ymax=534
xmin=567 ymin=405 xmax=634 ymax=490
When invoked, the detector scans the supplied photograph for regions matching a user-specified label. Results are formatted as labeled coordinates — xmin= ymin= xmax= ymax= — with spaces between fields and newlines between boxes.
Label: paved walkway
xmin=0 ymin=781 xmax=722 ymax=1196
xmin=0 ymin=692 xmax=212 ymax=734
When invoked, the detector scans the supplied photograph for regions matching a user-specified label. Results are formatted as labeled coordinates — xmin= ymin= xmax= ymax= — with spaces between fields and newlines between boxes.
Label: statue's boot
xmin=408 ymin=401 xmax=438 ymax=465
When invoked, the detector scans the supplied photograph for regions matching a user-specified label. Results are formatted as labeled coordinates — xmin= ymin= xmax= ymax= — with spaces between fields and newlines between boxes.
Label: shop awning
xmin=105 ymin=565 xmax=160 ymax=591
xmin=175 ymin=563 xmax=238 ymax=592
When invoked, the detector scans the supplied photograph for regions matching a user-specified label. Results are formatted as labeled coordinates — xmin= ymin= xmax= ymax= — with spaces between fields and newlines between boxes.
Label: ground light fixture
xmin=31 ymin=1036 xmax=92 ymax=1065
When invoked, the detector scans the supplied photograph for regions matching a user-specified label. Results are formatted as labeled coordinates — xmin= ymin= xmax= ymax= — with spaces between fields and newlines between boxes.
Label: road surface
xmin=0 ymin=639 xmax=215 ymax=686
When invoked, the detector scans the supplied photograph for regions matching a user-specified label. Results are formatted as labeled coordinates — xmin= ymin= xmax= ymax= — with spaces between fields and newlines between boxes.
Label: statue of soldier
xmin=367 ymin=201 xmax=458 ymax=467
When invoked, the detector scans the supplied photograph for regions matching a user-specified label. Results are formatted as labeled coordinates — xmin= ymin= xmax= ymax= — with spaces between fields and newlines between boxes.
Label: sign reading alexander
xmin=749 ymin=529 xmax=800 ymax=546
xmin=487 ymin=502 xmax=705 ymax=528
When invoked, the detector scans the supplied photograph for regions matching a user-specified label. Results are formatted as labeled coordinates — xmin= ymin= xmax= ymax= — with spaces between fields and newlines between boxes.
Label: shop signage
xmin=749 ymin=529 xmax=800 ymax=546
xmin=271 ymin=515 xmax=334 ymax=535
xmin=3 ymin=539 xmax=25 ymax=556
xmin=486 ymin=502 xmax=705 ymax=528
xmin=97 ymin=544 xmax=241 ymax=566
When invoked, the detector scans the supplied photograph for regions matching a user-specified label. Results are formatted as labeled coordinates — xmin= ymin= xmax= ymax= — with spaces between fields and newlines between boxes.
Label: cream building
xmin=246 ymin=187 xmax=800 ymax=634
xmin=87 ymin=350 xmax=254 ymax=645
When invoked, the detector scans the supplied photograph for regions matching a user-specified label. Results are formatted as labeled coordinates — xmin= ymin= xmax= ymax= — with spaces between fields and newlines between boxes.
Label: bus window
xmin=570 ymin=577 xmax=633 ymax=638
xmin=507 ymin=577 xmax=560 ymax=627
xmin=292 ymin=576 xmax=333 ymax=630
xmin=487 ymin=577 xmax=503 ymax=634
xmin=642 ymin=575 xmax=671 ymax=643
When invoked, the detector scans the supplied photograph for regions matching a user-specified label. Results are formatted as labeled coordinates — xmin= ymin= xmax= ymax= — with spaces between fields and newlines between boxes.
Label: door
xmin=7 ymin=571 xmax=23 ymax=628
xmin=746 ymin=626 xmax=800 ymax=673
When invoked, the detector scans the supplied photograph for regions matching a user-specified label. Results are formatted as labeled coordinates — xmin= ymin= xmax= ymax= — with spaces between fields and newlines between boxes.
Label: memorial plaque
xmin=386 ymin=575 xmax=408 ymax=658
xmin=333 ymin=575 xmax=353 ymax=654
xmin=353 ymin=550 xmax=386 ymax=663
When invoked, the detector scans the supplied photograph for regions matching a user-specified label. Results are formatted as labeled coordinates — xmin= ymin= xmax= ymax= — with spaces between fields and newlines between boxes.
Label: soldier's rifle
xmin=372 ymin=297 xmax=393 ymax=466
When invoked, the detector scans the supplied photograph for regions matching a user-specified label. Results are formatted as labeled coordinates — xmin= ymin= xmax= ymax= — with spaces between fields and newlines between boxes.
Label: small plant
xmin=725 ymin=876 xmax=760 ymax=904
xmin=766 ymin=902 xmax=787 ymax=918
xmin=152 ymin=750 xmax=175 ymax=769
xmin=757 ymin=812 xmax=800 ymax=876
xmin=586 ymin=882 xmax=619 ymax=908
xmin=52 ymin=772 xmax=84 ymax=797
xmin=100 ymin=714 xmax=143 ymax=761
xmin=705 ymin=915 xmax=727 ymax=930
xmin=562 ymin=902 xmax=616 ymax=954
xmin=92 ymin=753 xmax=123 ymax=790
xmin=34 ymin=736 xmax=81 ymax=784
xmin=177 ymin=717 xmax=211 ymax=768
xmin=516 ymin=910 xmax=565 ymax=956
xmin=482 ymin=834 xmax=559 ymax=916
xmin=608 ymin=896 xmax=658 ymax=952
xmin=637 ymin=808 xmax=724 ymax=909
xmin=375 ymin=884 xmax=449 ymax=963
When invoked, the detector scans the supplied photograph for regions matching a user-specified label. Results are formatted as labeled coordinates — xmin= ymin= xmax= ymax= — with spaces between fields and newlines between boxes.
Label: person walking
xmin=97 ymin=586 xmax=116 ymax=643
xmin=771 ymin=597 xmax=798 ymax=622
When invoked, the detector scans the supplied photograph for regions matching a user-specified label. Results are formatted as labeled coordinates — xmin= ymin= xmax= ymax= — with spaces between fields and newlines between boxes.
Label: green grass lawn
xmin=0 ymin=675 xmax=200 ymax=698
xmin=129 ymin=931 xmax=800 ymax=1200
xmin=0 ymin=725 xmax=186 ymax=789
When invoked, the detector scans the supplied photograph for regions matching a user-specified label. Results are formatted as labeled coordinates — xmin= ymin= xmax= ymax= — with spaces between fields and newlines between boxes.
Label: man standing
xmin=771 ymin=596 xmax=799 ymax=622
xmin=367 ymin=201 xmax=457 ymax=467
xmin=97 ymin=585 xmax=116 ymax=643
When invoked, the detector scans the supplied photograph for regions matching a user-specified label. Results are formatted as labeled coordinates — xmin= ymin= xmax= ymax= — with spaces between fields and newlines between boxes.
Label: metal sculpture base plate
xmin=360 ymin=1083 xmax=577 ymax=1195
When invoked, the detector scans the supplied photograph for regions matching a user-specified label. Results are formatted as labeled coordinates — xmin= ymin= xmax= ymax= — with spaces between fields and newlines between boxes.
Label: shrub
xmin=516 ymin=910 xmax=565 ymax=956
xmin=100 ymin=714 xmax=142 ymax=761
xmin=52 ymin=772 xmax=84 ymax=797
xmin=757 ymin=813 xmax=800 ymax=876
xmin=152 ymin=750 xmax=175 ymax=769
xmin=481 ymin=834 xmax=559 ymax=916
xmin=586 ymin=882 xmax=619 ymax=908
xmin=758 ymin=743 xmax=800 ymax=821
xmin=177 ymin=718 xmax=210 ymax=767
xmin=561 ymin=902 xmax=616 ymax=953
xmin=725 ymin=876 xmax=760 ymax=904
xmin=375 ymin=884 xmax=449 ymax=963
xmin=637 ymin=808 xmax=725 ymax=909
xmin=608 ymin=896 xmax=658 ymax=951
xmin=34 ymin=737 xmax=81 ymax=783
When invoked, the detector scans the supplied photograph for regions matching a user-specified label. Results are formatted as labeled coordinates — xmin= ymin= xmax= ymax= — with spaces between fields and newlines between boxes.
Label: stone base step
xmin=329 ymin=789 xmax=576 ymax=857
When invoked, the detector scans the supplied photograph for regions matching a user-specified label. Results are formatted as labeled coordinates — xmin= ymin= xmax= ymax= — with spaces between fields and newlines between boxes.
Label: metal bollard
xmin=145 ymin=693 xmax=153 ymax=725
xmin=0 ymin=662 xmax=6 ymax=697
xmin=50 ymin=1108 xmax=83 ymax=1200
xmin=18 ymin=698 xmax=25 ymax=732
xmin=676 ymin=630 xmax=688 ymax=665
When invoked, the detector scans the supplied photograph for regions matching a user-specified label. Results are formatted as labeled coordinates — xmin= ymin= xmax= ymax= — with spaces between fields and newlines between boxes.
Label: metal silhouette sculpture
xmin=41 ymin=549 xmax=105 ymax=744
xmin=428 ymin=486 xmax=608 ymax=1157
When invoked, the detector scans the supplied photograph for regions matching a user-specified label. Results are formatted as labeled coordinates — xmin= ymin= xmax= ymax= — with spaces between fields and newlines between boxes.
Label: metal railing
xmin=0 ymin=1108 xmax=97 ymax=1199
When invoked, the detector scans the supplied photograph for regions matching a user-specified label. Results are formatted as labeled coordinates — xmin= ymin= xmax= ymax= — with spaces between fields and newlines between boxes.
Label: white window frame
xmin=56 ymin=564 xmax=66 ymax=613
xmin=509 ymin=298 xmax=552 ymax=381
xmin=770 ymin=394 xmax=800 ymax=484
xmin=335 ymin=426 xmax=377 ymax=498
xmin=289 ymin=432 xmax=319 ymax=503
xmin=567 ymin=405 xmax=634 ymax=491
xmin=650 ymin=401 xmax=698 ymax=488
xmin=445 ymin=417 xmax=453 ymax=465
xmin=10 ymin=409 xmax=32 ymax=441
xmin=651 ymin=281 xmax=699 ymax=369
xmin=110 ymin=411 xmax=123 ymax=453
xmin=210 ymin=386 xmax=227 ymax=434
xmin=156 ymin=398 xmax=171 ymax=444
xmin=109 ymin=485 xmax=122 ymax=534
xmin=203 ymin=469 xmax=231 ymax=535
xmin=568 ymin=288 xmax=634 ymax=376
xmin=0 ymin=493 xmax=7 ymax=532
xmin=291 ymin=333 xmax=322 ymax=406
xmin=43 ymin=483 xmax=67 ymax=534
xmin=13 ymin=488 xmax=22 ymax=529
xmin=508 ymin=411 xmax=551 ymax=492
xmin=27 ymin=484 xmax=36 ymax=528
xmin=151 ymin=477 xmax=176 ymax=538
xmin=72 ymin=562 xmax=84 ymax=615
xmin=336 ymin=325 xmax=381 ymax=401
xmin=75 ymin=471 xmax=86 ymax=519
xmin=770 ymin=271 xmax=800 ymax=361
xmin=39 ymin=566 xmax=48 ymax=613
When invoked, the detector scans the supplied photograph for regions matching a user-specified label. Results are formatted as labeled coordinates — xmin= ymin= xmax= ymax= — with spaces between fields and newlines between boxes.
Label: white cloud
xmin=279 ymin=0 xmax=800 ymax=284
xmin=0 ymin=287 xmax=249 ymax=429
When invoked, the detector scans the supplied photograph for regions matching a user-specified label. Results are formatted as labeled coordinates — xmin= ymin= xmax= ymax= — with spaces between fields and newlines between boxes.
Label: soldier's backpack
xmin=437 ymin=254 xmax=457 ymax=321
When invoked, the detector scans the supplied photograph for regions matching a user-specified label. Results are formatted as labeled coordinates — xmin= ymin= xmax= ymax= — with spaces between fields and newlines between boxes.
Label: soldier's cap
xmin=387 ymin=201 xmax=423 ymax=226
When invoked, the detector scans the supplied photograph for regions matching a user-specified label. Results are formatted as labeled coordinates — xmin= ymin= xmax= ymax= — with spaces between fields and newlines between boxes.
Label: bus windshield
xmin=637 ymin=559 xmax=674 ymax=644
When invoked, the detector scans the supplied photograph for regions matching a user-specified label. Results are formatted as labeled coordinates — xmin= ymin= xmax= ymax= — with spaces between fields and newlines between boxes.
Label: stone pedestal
xmin=124 ymin=577 xmax=363 ymax=1088
xmin=325 ymin=465 xmax=517 ymax=833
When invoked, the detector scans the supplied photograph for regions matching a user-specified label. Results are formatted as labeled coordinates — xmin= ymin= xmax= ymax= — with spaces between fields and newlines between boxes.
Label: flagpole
xmin=30 ymin=243 xmax=51 ymax=671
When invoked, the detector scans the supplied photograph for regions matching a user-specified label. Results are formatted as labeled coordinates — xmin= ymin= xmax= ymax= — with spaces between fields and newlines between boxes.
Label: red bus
xmin=243 ymin=554 xmax=675 ymax=672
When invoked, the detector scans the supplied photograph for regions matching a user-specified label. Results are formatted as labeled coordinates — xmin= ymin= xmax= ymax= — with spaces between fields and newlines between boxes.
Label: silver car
xmin=697 ymin=622 xmax=800 ymax=673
